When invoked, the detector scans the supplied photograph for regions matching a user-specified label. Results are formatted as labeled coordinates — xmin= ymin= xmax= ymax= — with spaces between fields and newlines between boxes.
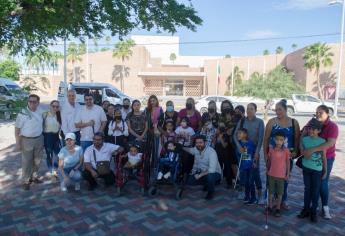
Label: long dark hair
xmin=147 ymin=95 xmax=159 ymax=112
xmin=50 ymin=100 xmax=62 ymax=125
xmin=220 ymin=100 xmax=234 ymax=115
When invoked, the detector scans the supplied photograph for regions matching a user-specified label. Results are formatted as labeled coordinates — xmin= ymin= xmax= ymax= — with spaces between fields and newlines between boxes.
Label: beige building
xmin=22 ymin=36 xmax=345 ymax=100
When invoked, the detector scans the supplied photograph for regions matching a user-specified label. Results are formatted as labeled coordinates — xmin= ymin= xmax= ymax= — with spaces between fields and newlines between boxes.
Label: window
xmin=165 ymin=80 xmax=183 ymax=96
xmin=0 ymin=86 xmax=10 ymax=96
xmin=206 ymin=96 xmax=217 ymax=102
xmin=75 ymin=88 xmax=90 ymax=95
xmin=106 ymin=89 xmax=120 ymax=98
xmin=218 ymin=97 xmax=227 ymax=102
xmin=307 ymin=96 xmax=320 ymax=103
xmin=294 ymin=95 xmax=305 ymax=101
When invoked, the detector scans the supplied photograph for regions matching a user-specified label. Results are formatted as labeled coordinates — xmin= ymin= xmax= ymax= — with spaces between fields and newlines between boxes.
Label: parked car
xmin=58 ymin=82 xmax=133 ymax=106
xmin=195 ymin=95 xmax=238 ymax=115
xmin=0 ymin=78 xmax=28 ymax=108
xmin=270 ymin=94 xmax=336 ymax=116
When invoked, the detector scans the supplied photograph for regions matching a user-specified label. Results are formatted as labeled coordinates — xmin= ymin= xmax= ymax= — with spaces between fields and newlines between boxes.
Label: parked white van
xmin=57 ymin=82 xmax=133 ymax=105
xmin=0 ymin=78 xmax=28 ymax=108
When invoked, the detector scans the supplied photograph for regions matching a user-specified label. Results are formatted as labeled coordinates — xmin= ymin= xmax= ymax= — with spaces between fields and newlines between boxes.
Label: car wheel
xmin=287 ymin=107 xmax=294 ymax=116
xmin=200 ymin=107 xmax=208 ymax=115
xmin=6 ymin=103 xmax=14 ymax=109
xmin=328 ymin=108 xmax=334 ymax=117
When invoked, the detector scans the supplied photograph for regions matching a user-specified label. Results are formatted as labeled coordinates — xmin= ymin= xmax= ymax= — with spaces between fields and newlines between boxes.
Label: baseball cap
xmin=65 ymin=133 xmax=76 ymax=140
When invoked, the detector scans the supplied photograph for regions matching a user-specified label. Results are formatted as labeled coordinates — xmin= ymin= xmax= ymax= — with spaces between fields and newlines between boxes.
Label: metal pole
xmin=86 ymin=37 xmax=89 ymax=82
xmin=216 ymin=60 xmax=219 ymax=96
xmin=231 ymin=60 xmax=234 ymax=95
xmin=63 ymin=38 xmax=67 ymax=98
xmin=334 ymin=1 xmax=345 ymax=118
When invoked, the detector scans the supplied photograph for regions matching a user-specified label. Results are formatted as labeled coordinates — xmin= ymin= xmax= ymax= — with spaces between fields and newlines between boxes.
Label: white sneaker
xmin=164 ymin=172 xmax=171 ymax=179
xmin=157 ymin=172 xmax=163 ymax=180
xmin=323 ymin=206 xmax=332 ymax=219
xmin=237 ymin=191 xmax=245 ymax=200
xmin=75 ymin=183 xmax=81 ymax=191
xmin=60 ymin=182 xmax=67 ymax=192
xmin=257 ymin=197 xmax=266 ymax=205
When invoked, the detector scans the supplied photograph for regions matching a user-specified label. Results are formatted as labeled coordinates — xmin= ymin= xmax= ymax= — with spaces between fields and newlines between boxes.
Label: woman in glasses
xmin=43 ymin=100 xmax=62 ymax=178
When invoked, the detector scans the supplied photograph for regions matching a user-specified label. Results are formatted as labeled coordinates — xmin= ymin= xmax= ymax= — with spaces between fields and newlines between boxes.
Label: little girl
xmin=175 ymin=117 xmax=195 ymax=147
xmin=124 ymin=144 xmax=143 ymax=169
xmin=108 ymin=109 xmax=129 ymax=147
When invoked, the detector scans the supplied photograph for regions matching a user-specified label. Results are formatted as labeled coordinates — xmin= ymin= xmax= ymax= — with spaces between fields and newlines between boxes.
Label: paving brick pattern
xmin=0 ymin=119 xmax=345 ymax=235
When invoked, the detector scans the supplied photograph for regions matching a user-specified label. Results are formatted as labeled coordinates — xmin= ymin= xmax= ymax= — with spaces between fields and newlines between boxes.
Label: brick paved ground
xmin=0 ymin=117 xmax=344 ymax=235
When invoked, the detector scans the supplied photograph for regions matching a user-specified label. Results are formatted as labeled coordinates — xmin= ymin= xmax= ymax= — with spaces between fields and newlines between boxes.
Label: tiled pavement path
xmin=0 ymin=120 xmax=344 ymax=235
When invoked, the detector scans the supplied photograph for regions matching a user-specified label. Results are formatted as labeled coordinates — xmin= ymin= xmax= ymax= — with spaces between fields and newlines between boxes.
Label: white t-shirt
xmin=15 ymin=107 xmax=43 ymax=137
xmin=75 ymin=105 xmax=107 ymax=141
xmin=84 ymin=143 xmax=120 ymax=169
xmin=128 ymin=153 xmax=143 ymax=165
xmin=121 ymin=108 xmax=132 ymax=121
xmin=108 ymin=120 xmax=129 ymax=137
xmin=61 ymin=101 xmax=81 ymax=133
xmin=175 ymin=126 xmax=195 ymax=147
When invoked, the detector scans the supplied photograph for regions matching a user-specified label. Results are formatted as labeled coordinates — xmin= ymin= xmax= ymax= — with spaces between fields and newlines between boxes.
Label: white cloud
xmin=246 ymin=30 xmax=280 ymax=39
xmin=275 ymin=0 xmax=330 ymax=10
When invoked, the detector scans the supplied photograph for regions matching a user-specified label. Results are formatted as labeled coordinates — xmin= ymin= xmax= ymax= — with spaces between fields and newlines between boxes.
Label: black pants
xmin=181 ymin=150 xmax=194 ymax=175
xmin=83 ymin=169 xmax=115 ymax=188
xmin=215 ymin=143 xmax=236 ymax=184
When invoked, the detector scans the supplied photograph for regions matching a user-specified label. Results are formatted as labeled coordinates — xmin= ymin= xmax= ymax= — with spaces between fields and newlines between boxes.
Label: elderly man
xmin=75 ymin=94 xmax=107 ymax=151
xmin=15 ymin=94 xmax=44 ymax=190
xmin=184 ymin=134 xmax=222 ymax=200
xmin=61 ymin=89 xmax=81 ymax=145
xmin=83 ymin=132 xmax=124 ymax=190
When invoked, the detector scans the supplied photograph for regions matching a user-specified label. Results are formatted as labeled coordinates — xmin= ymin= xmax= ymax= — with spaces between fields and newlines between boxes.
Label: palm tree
xmin=292 ymin=43 xmax=298 ymax=51
xmin=303 ymin=42 xmax=334 ymax=100
xmin=112 ymin=39 xmax=135 ymax=91
xmin=276 ymin=46 xmax=283 ymax=54
xmin=250 ymin=71 xmax=261 ymax=80
xmin=225 ymin=54 xmax=231 ymax=58
xmin=170 ymin=53 xmax=177 ymax=64
xmin=50 ymin=51 xmax=62 ymax=75
xmin=67 ymin=42 xmax=82 ymax=82
xmin=263 ymin=50 xmax=270 ymax=55
xmin=226 ymin=66 xmax=244 ymax=91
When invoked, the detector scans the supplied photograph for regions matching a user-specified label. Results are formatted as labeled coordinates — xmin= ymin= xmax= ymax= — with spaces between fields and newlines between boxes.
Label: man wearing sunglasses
xmin=15 ymin=94 xmax=45 ymax=190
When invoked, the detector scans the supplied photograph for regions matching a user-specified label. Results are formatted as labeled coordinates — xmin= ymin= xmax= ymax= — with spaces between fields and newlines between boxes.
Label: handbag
xmin=93 ymin=150 xmax=111 ymax=175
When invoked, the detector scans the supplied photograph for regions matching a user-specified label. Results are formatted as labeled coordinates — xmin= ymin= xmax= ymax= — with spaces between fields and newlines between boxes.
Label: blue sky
xmin=130 ymin=0 xmax=343 ymax=56
xmin=55 ymin=0 xmax=344 ymax=57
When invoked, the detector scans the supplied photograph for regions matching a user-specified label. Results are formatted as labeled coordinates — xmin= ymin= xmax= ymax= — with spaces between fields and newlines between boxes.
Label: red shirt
xmin=303 ymin=118 xmax=338 ymax=159
xmin=268 ymin=148 xmax=290 ymax=179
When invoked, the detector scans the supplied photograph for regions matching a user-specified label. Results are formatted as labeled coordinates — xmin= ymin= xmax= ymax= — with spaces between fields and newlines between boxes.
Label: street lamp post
xmin=330 ymin=0 xmax=345 ymax=118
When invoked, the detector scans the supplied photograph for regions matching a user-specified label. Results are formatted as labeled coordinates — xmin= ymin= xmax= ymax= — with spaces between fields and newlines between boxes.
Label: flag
xmin=217 ymin=61 xmax=220 ymax=83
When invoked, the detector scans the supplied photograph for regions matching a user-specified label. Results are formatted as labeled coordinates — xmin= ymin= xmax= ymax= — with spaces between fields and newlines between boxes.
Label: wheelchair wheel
xmin=175 ymin=188 xmax=183 ymax=200
xmin=148 ymin=186 xmax=157 ymax=197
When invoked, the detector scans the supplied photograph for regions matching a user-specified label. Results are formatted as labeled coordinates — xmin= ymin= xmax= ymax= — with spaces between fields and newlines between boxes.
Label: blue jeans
xmin=240 ymin=169 xmax=256 ymax=201
xmin=303 ymin=167 xmax=322 ymax=214
xmin=58 ymin=167 xmax=82 ymax=185
xmin=81 ymin=141 xmax=93 ymax=152
xmin=43 ymin=132 xmax=61 ymax=171
xmin=320 ymin=158 xmax=334 ymax=207
xmin=187 ymin=173 xmax=221 ymax=193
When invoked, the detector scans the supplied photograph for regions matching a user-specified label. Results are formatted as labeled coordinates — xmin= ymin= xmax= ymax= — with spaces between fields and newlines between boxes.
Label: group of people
xmin=14 ymin=91 xmax=339 ymax=223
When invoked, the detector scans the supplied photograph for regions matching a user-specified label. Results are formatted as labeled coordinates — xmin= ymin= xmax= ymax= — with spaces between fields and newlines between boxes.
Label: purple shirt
xmin=303 ymin=118 xmax=338 ymax=159
xmin=178 ymin=109 xmax=201 ymax=132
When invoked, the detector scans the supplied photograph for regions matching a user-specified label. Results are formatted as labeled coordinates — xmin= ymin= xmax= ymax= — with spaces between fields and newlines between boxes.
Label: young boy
xmin=157 ymin=141 xmax=180 ymax=180
xmin=200 ymin=118 xmax=217 ymax=148
xmin=236 ymin=128 xmax=256 ymax=204
xmin=266 ymin=131 xmax=291 ymax=217
xmin=298 ymin=118 xmax=327 ymax=223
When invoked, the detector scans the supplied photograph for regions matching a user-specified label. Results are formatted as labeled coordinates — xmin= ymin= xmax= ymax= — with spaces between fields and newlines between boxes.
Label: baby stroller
xmin=113 ymin=142 xmax=148 ymax=196
xmin=147 ymin=142 xmax=186 ymax=200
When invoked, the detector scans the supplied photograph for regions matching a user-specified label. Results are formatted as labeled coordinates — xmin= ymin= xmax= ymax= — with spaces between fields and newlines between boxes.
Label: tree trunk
xmin=264 ymin=100 xmax=270 ymax=121
xmin=316 ymin=70 xmax=323 ymax=101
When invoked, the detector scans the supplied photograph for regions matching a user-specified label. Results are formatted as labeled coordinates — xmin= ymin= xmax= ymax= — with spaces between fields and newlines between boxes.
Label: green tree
xmin=0 ymin=59 xmax=21 ymax=81
xmin=303 ymin=42 xmax=334 ymax=100
xmin=67 ymin=42 xmax=84 ymax=82
xmin=0 ymin=1 xmax=202 ymax=54
xmin=170 ymin=53 xmax=177 ymax=64
xmin=49 ymin=51 xmax=63 ymax=75
xmin=276 ymin=46 xmax=283 ymax=54
xmin=225 ymin=66 xmax=244 ymax=92
xmin=292 ymin=43 xmax=298 ymax=51
xmin=235 ymin=65 xmax=302 ymax=119
xmin=263 ymin=49 xmax=270 ymax=55
xmin=25 ymin=47 xmax=52 ymax=74
xmin=225 ymin=54 xmax=231 ymax=58
xmin=112 ymin=39 xmax=135 ymax=91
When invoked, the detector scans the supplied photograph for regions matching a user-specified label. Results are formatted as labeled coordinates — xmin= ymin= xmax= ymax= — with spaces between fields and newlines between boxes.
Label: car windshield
xmin=6 ymin=84 xmax=21 ymax=90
